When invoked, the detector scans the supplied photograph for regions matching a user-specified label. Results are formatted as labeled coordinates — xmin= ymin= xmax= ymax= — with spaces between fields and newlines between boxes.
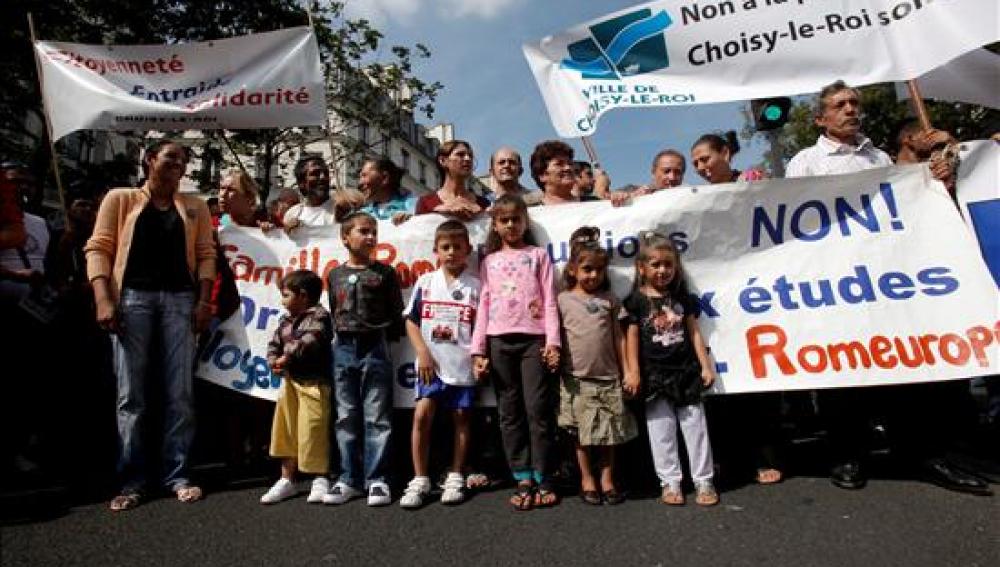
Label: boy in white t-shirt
xmin=400 ymin=220 xmax=482 ymax=508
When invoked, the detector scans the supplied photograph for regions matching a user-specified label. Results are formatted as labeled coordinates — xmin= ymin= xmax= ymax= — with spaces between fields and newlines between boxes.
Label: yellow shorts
xmin=269 ymin=378 xmax=331 ymax=474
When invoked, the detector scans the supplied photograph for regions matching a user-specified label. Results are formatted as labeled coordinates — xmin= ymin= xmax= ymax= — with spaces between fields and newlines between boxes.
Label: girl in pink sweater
xmin=471 ymin=194 xmax=561 ymax=510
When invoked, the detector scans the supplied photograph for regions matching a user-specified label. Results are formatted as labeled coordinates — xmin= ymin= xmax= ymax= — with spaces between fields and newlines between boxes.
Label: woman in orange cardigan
xmin=85 ymin=139 xmax=216 ymax=511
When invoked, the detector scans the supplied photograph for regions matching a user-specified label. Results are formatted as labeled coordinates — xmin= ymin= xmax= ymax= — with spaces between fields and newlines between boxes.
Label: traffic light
xmin=751 ymin=97 xmax=792 ymax=131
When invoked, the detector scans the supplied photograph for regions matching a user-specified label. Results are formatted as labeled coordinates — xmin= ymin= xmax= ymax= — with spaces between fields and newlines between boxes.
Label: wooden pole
xmin=906 ymin=79 xmax=933 ymax=130
xmin=217 ymin=132 xmax=250 ymax=178
xmin=580 ymin=136 xmax=601 ymax=168
xmin=26 ymin=13 xmax=70 ymax=226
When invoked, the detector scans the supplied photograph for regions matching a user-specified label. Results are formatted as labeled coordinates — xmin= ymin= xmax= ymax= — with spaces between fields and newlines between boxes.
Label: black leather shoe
xmin=830 ymin=461 xmax=867 ymax=490
xmin=919 ymin=459 xmax=993 ymax=496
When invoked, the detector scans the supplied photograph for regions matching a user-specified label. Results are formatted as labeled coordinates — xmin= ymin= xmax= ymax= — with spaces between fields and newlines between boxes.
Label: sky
xmin=341 ymin=0 xmax=772 ymax=188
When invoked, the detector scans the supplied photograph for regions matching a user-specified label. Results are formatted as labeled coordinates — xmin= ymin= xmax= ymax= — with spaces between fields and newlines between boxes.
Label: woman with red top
xmin=415 ymin=140 xmax=490 ymax=221
xmin=690 ymin=131 xmax=767 ymax=185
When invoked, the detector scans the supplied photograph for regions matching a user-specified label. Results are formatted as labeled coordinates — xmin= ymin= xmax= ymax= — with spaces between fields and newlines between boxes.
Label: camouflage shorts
xmin=558 ymin=376 xmax=637 ymax=446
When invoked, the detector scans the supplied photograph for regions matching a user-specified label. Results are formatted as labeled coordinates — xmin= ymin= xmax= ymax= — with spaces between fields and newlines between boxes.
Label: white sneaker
xmin=322 ymin=482 xmax=363 ymax=505
xmin=440 ymin=472 xmax=465 ymax=505
xmin=307 ymin=476 xmax=330 ymax=504
xmin=260 ymin=478 xmax=297 ymax=504
xmin=399 ymin=476 xmax=432 ymax=509
xmin=367 ymin=481 xmax=392 ymax=506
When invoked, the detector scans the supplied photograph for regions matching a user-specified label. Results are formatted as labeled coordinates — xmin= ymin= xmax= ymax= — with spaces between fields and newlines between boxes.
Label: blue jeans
xmin=333 ymin=332 xmax=393 ymax=489
xmin=112 ymin=288 xmax=196 ymax=493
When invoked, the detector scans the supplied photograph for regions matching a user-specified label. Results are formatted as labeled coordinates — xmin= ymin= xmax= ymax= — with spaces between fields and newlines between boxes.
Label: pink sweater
xmin=470 ymin=245 xmax=561 ymax=356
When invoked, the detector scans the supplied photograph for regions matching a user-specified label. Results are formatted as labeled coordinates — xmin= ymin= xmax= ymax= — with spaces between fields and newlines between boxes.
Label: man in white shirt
xmin=786 ymin=81 xmax=893 ymax=178
xmin=784 ymin=81 xmax=989 ymax=496
xmin=283 ymin=157 xmax=345 ymax=230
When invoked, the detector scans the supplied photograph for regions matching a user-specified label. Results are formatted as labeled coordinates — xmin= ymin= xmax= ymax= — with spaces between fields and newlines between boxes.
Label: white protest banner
xmin=895 ymin=49 xmax=1000 ymax=109
xmin=33 ymin=27 xmax=325 ymax=140
xmin=196 ymin=163 xmax=999 ymax=404
xmin=955 ymin=140 xmax=1000 ymax=288
xmin=522 ymin=0 xmax=999 ymax=137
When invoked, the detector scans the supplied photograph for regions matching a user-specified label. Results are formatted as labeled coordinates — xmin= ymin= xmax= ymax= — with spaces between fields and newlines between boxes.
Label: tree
xmin=1 ymin=1 xmax=443 ymax=201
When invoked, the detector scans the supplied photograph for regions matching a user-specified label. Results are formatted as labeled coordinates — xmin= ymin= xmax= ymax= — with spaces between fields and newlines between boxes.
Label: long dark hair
xmin=563 ymin=226 xmax=610 ymax=292
xmin=485 ymin=194 xmax=537 ymax=254
xmin=633 ymin=231 xmax=689 ymax=299
xmin=692 ymin=130 xmax=739 ymax=157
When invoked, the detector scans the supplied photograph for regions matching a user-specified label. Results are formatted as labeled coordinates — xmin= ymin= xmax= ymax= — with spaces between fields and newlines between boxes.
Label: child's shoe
xmin=400 ymin=476 xmax=432 ymax=509
xmin=260 ymin=478 xmax=297 ymax=504
xmin=694 ymin=480 xmax=719 ymax=506
xmin=440 ymin=472 xmax=465 ymax=505
xmin=306 ymin=476 xmax=330 ymax=504
xmin=367 ymin=481 xmax=392 ymax=506
xmin=322 ymin=481 xmax=362 ymax=505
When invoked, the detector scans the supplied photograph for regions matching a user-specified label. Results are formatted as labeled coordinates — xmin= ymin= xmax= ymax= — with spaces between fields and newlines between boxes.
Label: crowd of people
xmin=1 ymin=80 xmax=997 ymax=514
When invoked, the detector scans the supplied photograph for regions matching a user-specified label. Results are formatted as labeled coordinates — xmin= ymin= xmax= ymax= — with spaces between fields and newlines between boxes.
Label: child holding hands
xmin=400 ymin=220 xmax=482 ymax=508
xmin=557 ymin=227 xmax=637 ymax=505
xmin=624 ymin=232 xmax=719 ymax=506
xmin=471 ymin=194 xmax=561 ymax=511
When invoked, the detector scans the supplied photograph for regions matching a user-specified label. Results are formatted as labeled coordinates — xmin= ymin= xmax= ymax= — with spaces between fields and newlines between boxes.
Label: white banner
xmin=34 ymin=27 xmax=325 ymax=140
xmin=196 ymin=161 xmax=1000 ymax=404
xmin=523 ymin=0 xmax=999 ymax=137
xmin=896 ymin=49 xmax=1000 ymax=109
xmin=955 ymin=140 xmax=1000 ymax=288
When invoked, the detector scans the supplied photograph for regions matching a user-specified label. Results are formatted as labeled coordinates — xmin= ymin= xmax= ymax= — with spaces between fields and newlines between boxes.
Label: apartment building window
xmin=401 ymin=149 xmax=411 ymax=175
xmin=418 ymin=162 xmax=426 ymax=185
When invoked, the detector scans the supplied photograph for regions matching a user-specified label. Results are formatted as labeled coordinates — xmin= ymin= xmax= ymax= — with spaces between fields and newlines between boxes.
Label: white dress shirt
xmin=786 ymin=134 xmax=893 ymax=178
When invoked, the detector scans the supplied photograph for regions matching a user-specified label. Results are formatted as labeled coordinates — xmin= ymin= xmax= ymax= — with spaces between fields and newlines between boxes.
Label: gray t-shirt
xmin=558 ymin=290 xmax=626 ymax=381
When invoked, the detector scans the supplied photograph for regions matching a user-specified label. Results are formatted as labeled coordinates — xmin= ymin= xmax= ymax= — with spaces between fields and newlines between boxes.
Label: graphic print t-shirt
xmin=404 ymin=268 xmax=480 ymax=386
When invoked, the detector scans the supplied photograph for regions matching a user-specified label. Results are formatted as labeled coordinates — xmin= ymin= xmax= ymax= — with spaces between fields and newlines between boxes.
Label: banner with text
xmin=196 ymin=162 xmax=1000 ymax=404
xmin=34 ymin=27 xmax=325 ymax=140
xmin=523 ymin=0 xmax=998 ymax=136
xmin=955 ymin=140 xmax=1000 ymax=288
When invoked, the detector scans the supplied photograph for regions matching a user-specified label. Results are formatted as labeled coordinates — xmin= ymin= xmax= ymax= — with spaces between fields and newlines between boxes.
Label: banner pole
xmin=217 ymin=131 xmax=250 ymax=178
xmin=26 ymin=12 xmax=70 ymax=227
xmin=580 ymin=136 xmax=601 ymax=168
xmin=906 ymin=79 xmax=933 ymax=130
xmin=304 ymin=2 xmax=338 ymax=177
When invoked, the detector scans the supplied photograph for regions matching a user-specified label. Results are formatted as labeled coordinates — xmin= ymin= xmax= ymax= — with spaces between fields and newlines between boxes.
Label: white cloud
xmin=341 ymin=0 xmax=420 ymax=26
xmin=341 ymin=0 xmax=521 ymax=25
xmin=436 ymin=0 xmax=522 ymax=19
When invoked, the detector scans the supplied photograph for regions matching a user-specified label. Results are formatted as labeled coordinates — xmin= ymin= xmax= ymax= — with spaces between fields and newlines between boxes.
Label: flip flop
xmin=175 ymin=485 xmax=203 ymax=503
xmin=109 ymin=492 xmax=142 ymax=512
xmin=756 ymin=468 xmax=784 ymax=485
xmin=533 ymin=486 xmax=559 ymax=508
xmin=510 ymin=482 xmax=535 ymax=511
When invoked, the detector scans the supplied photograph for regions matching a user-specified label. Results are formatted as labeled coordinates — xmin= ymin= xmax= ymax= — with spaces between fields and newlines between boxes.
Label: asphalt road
xmin=3 ymin=473 xmax=997 ymax=567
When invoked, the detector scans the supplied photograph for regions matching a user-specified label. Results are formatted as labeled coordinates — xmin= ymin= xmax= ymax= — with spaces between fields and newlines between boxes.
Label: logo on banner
xmin=560 ymin=9 xmax=673 ymax=80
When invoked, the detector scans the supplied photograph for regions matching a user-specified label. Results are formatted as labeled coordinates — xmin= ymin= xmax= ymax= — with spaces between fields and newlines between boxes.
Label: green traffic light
xmin=763 ymin=106 xmax=783 ymax=121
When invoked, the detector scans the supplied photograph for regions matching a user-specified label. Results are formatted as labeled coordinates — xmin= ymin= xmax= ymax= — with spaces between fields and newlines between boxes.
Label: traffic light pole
xmin=766 ymin=129 xmax=784 ymax=179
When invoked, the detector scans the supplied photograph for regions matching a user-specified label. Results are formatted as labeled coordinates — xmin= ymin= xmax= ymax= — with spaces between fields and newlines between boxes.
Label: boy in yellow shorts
xmin=261 ymin=270 xmax=334 ymax=504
